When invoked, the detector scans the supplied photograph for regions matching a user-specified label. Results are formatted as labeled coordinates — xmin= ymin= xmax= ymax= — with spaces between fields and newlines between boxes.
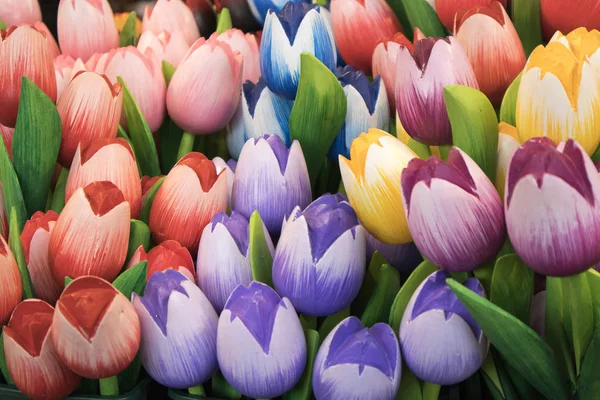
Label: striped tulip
xmin=49 ymin=181 xmax=130 ymax=284
xmin=212 ymin=157 xmax=236 ymax=208
xmin=54 ymin=55 xmax=86 ymax=100
xmin=505 ymin=138 xmax=600 ymax=276
xmin=1 ymin=123 xmax=13 ymax=160
xmin=247 ymin=0 xmax=303 ymax=24
xmin=126 ymin=245 xmax=147 ymax=270
xmin=217 ymin=281 xmax=306 ymax=398
xmin=57 ymin=71 xmax=122 ymax=167
xmin=133 ymin=270 xmax=218 ymax=388
xmin=366 ymin=231 xmax=422 ymax=274
xmin=57 ymin=0 xmax=119 ymax=62
xmin=149 ymin=152 xmax=228 ymax=254
xmin=21 ymin=211 xmax=63 ymax=305
xmin=137 ymin=30 xmax=190 ymax=68
xmin=52 ymin=276 xmax=140 ymax=378
xmin=146 ymin=240 xmax=196 ymax=281
xmin=401 ymin=147 xmax=505 ymax=272
xmin=540 ymin=0 xmax=600 ymax=40
xmin=4 ymin=300 xmax=81 ymax=400
xmin=142 ymin=0 xmax=201 ymax=46
xmin=429 ymin=0 xmax=507 ymax=31
xmin=0 ymin=0 xmax=41 ymax=26
xmin=33 ymin=22 xmax=61 ymax=59
xmin=339 ymin=129 xmax=416 ymax=245
xmin=66 ymin=138 xmax=142 ymax=218
xmin=395 ymin=37 xmax=479 ymax=146
xmin=330 ymin=0 xmax=402 ymax=74
xmin=214 ymin=29 xmax=260 ymax=83
xmin=0 ymin=25 xmax=57 ymax=128
xmin=0 ymin=236 xmax=22 ymax=325
xmin=495 ymin=122 xmax=520 ymax=198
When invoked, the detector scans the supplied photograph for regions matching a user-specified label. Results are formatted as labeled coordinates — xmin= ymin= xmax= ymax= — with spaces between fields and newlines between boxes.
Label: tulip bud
xmin=0 ymin=25 xmax=57 ymax=128
xmin=33 ymin=21 xmax=61 ymax=59
xmin=57 ymin=0 xmax=119 ymax=62
xmin=54 ymin=55 xmax=80 ymax=100
xmin=166 ymin=37 xmax=242 ymax=135
xmin=49 ymin=181 xmax=130 ymax=284
xmin=149 ymin=152 xmax=228 ymax=254
xmin=137 ymin=30 xmax=190 ymax=68
xmin=146 ymin=240 xmax=196 ymax=281
xmin=1 ymin=123 xmax=13 ymax=160
xmin=232 ymin=134 xmax=312 ymax=236
xmin=260 ymin=2 xmax=337 ymax=99
xmin=4 ymin=300 xmax=81 ymax=400
xmin=366 ymin=231 xmax=422 ymax=274
xmin=495 ymin=123 xmax=520 ymax=198
xmin=431 ymin=0 xmax=507 ymax=31
xmin=143 ymin=0 xmax=201 ymax=46
xmin=313 ymin=317 xmax=401 ymax=400
xmin=395 ymin=37 xmax=479 ymax=146
xmin=212 ymin=157 xmax=236 ymax=208
xmin=339 ymin=129 xmax=416 ymax=245
xmin=0 ymin=0 xmax=41 ymax=26
xmin=540 ymin=0 xmax=600 ymax=40
xmin=0 ymin=236 xmax=22 ymax=325
xmin=217 ymin=281 xmax=306 ymax=398
xmin=401 ymin=270 xmax=488 ymax=385
xmin=21 ymin=211 xmax=63 ymax=305
xmin=247 ymin=0 xmax=303 ymax=24
xmin=57 ymin=71 xmax=122 ymax=167
xmin=52 ymin=276 xmax=140 ymax=378
xmin=133 ymin=270 xmax=218 ymax=388
xmin=214 ymin=29 xmax=260 ymax=83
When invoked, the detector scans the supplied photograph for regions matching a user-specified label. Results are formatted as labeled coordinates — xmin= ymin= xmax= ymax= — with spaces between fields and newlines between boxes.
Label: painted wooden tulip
xmin=21 ymin=211 xmax=62 ymax=304
xmin=212 ymin=157 xmax=236 ymax=208
xmin=217 ymin=281 xmax=306 ymax=398
xmin=247 ymin=0 xmax=303 ymax=24
xmin=54 ymin=55 xmax=86 ymax=100
xmin=428 ymin=0 xmax=507 ymax=31
xmin=495 ymin=123 xmax=520 ymax=198
xmin=166 ymin=36 xmax=242 ymax=135
xmin=505 ymin=138 xmax=600 ymax=276
xmin=273 ymin=194 xmax=366 ymax=316
xmin=197 ymin=212 xmax=274 ymax=312
xmin=137 ymin=30 xmax=190 ymax=68
xmin=366 ymin=231 xmax=422 ymax=274
xmin=401 ymin=147 xmax=505 ymax=272
xmin=0 ymin=25 xmax=57 ymax=128
xmin=0 ymin=236 xmax=22 ymax=325
xmin=57 ymin=71 xmax=122 ymax=167
xmin=540 ymin=0 xmax=600 ymax=40
xmin=57 ymin=0 xmax=119 ymax=62
xmin=52 ymin=276 xmax=140 ymax=378
xmin=149 ymin=152 xmax=228 ymax=254
xmin=4 ymin=300 xmax=81 ymax=400
xmin=143 ymin=0 xmax=201 ymax=46
xmin=0 ymin=0 xmax=41 ymax=26
xmin=146 ymin=240 xmax=196 ymax=281
xmin=232 ymin=134 xmax=312 ymax=236
xmin=0 ymin=123 xmax=13 ymax=160
xmin=141 ymin=174 xmax=165 ymax=204
xmin=401 ymin=270 xmax=488 ymax=385
xmin=214 ymin=29 xmax=260 ymax=83
xmin=260 ymin=2 xmax=337 ymax=99
xmin=313 ymin=317 xmax=401 ymax=400
xmin=33 ymin=21 xmax=61 ymax=59
xmin=49 ymin=181 xmax=130 ymax=284
xmin=133 ymin=270 xmax=218 ymax=388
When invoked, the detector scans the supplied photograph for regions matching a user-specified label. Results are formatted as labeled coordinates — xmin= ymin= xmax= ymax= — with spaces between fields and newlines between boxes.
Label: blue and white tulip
xmin=247 ymin=0 xmax=303 ymax=24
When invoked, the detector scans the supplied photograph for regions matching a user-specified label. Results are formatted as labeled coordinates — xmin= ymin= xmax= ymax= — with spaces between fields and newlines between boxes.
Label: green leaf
xmin=511 ymin=0 xmax=542 ymax=56
xmin=211 ymin=370 xmax=242 ymax=399
xmin=489 ymin=254 xmax=534 ymax=323
xmin=584 ymin=269 xmax=600 ymax=328
xmin=119 ymin=11 xmax=138 ymax=47
xmin=290 ymin=53 xmax=346 ymax=187
xmin=352 ymin=252 xmax=388 ymax=317
xmin=318 ymin=306 xmax=349 ymax=344
xmin=158 ymin=117 xmax=184 ymax=174
xmin=388 ymin=260 xmax=438 ymax=333
xmin=361 ymin=264 xmax=401 ymax=327
xmin=504 ymin=361 xmax=540 ymax=400
xmin=118 ymin=77 xmax=161 ymax=177
xmin=126 ymin=220 xmax=151 ymax=262
xmin=50 ymin=167 xmax=68 ymax=214
xmin=216 ymin=8 xmax=233 ymax=33
xmin=447 ymin=278 xmax=569 ymax=400
xmin=0 ymin=19 xmax=5 ymax=30
xmin=112 ymin=261 xmax=148 ymax=299
xmin=464 ymin=371 xmax=483 ymax=400
xmin=408 ymin=138 xmax=431 ymax=159
xmin=495 ymin=356 xmax=520 ymax=400
xmin=578 ymin=328 xmax=600 ymax=399
xmin=386 ymin=0 xmax=413 ymax=40
xmin=177 ymin=132 xmax=195 ymax=160
xmin=118 ymin=354 xmax=141 ymax=393
xmin=117 ymin=126 xmax=142 ymax=177
xmin=64 ymin=276 xmax=73 ymax=287
xmin=248 ymin=211 xmax=273 ymax=287
xmin=8 ymin=208 xmax=35 ymax=299
xmin=473 ymin=261 xmax=494 ymax=296
xmin=0 ymin=125 xmax=27 ymax=234
xmin=422 ymin=383 xmax=441 ymax=400
xmin=401 ymin=0 xmax=446 ymax=37
xmin=480 ymin=352 xmax=506 ymax=399
xmin=591 ymin=142 xmax=600 ymax=163
xmin=139 ymin=176 xmax=165 ymax=225
xmin=162 ymin=60 xmax=176 ymax=87
xmin=0 ymin=333 xmax=13 ymax=385
xmin=499 ymin=73 xmax=522 ymax=126
xmin=283 ymin=330 xmax=319 ymax=400
xmin=445 ymin=85 xmax=498 ymax=182
xmin=396 ymin=367 xmax=422 ymax=400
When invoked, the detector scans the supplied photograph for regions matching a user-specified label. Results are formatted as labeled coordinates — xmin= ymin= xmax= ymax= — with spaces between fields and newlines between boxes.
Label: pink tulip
xmin=1 ymin=123 xmax=14 ymax=159
xmin=57 ymin=0 xmax=119 ymax=62
xmin=33 ymin=21 xmax=61 ymax=59
xmin=21 ymin=211 xmax=63 ymax=305
xmin=0 ymin=0 xmax=41 ymax=26
xmin=167 ymin=37 xmax=242 ymax=135
xmin=146 ymin=240 xmax=196 ymax=281
xmin=57 ymin=71 xmax=122 ymax=167
xmin=52 ymin=276 xmax=141 ymax=379
xmin=3 ymin=300 xmax=81 ymax=400
xmin=0 ymin=25 xmax=57 ymax=128
xmin=137 ymin=30 xmax=190 ymax=68
xmin=214 ymin=29 xmax=260 ymax=83
xmin=0 ymin=235 xmax=22 ymax=325
xmin=54 ymin=55 xmax=86 ymax=100
xmin=142 ymin=0 xmax=200 ymax=46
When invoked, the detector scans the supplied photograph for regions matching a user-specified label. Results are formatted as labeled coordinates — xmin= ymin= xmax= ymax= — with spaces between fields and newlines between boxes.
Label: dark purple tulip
xmin=365 ymin=231 xmax=422 ymax=274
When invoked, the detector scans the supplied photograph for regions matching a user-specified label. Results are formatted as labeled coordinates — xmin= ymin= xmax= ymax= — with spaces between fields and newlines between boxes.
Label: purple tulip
xmin=196 ymin=211 xmax=274 ymax=312
xmin=272 ymin=194 xmax=366 ymax=316
xmin=365 ymin=231 xmax=422 ymax=274
xmin=505 ymin=138 xmax=600 ymax=276
xmin=217 ymin=281 xmax=306 ymax=398
xmin=231 ymin=134 xmax=312 ymax=236
xmin=132 ymin=270 xmax=218 ymax=389
xmin=313 ymin=316 xmax=401 ymax=400
xmin=400 ymin=270 xmax=488 ymax=385
xmin=401 ymin=147 xmax=505 ymax=272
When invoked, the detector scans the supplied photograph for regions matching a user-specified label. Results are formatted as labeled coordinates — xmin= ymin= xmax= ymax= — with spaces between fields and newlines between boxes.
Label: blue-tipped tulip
xmin=313 ymin=317 xmax=401 ymax=400
xmin=365 ymin=231 xmax=422 ymax=275
xmin=247 ymin=0 xmax=304 ymax=24
xmin=132 ymin=270 xmax=218 ymax=389
xmin=329 ymin=66 xmax=389 ymax=159
xmin=273 ymin=194 xmax=366 ymax=316
xmin=260 ymin=2 xmax=337 ymax=99
xmin=227 ymin=78 xmax=294 ymax=160
xmin=217 ymin=281 xmax=307 ymax=398
xmin=400 ymin=270 xmax=488 ymax=385
xmin=196 ymin=211 xmax=275 ymax=312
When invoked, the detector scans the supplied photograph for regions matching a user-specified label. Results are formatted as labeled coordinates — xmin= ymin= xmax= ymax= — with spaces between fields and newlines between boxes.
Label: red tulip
xmin=3 ymin=300 xmax=81 ymax=400
xmin=142 ymin=0 xmax=201 ymax=46
xmin=0 ymin=0 xmax=41 ymax=26
xmin=0 ymin=235 xmax=22 ymax=325
xmin=214 ymin=29 xmax=260 ymax=83
xmin=433 ymin=0 xmax=507 ymax=31
xmin=21 ymin=211 xmax=63 ymax=304
xmin=126 ymin=244 xmax=147 ymax=269
xmin=0 ymin=25 xmax=57 ymax=128
xmin=1 ymin=123 xmax=13 ymax=159
xmin=137 ymin=29 xmax=190 ymax=68
xmin=540 ymin=0 xmax=600 ymax=40
xmin=146 ymin=240 xmax=196 ymax=281
xmin=49 ymin=181 xmax=130 ymax=284
xmin=52 ymin=276 xmax=141 ymax=379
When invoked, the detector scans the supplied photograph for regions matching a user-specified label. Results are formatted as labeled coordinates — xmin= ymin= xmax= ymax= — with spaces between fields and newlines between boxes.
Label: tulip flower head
xmin=217 ymin=281 xmax=306 ymax=398
xmin=430 ymin=0 xmax=507 ymax=31
xmin=54 ymin=55 xmax=87 ymax=100
xmin=495 ymin=123 xmax=520 ymax=198
xmin=33 ymin=21 xmax=61 ymax=59
xmin=133 ymin=270 xmax=218 ymax=388
xmin=401 ymin=270 xmax=488 ymax=385
xmin=137 ymin=29 xmax=190 ymax=68
xmin=540 ymin=0 xmax=600 ymax=40
xmin=313 ymin=317 xmax=401 ymax=400
xmin=0 ymin=236 xmax=22 ymax=325
xmin=0 ymin=0 xmax=42 ymax=26
xmin=366 ymin=231 xmax=422 ymax=274
xmin=214 ymin=29 xmax=260 ymax=83
xmin=146 ymin=240 xmax=196 ymax=281
xmin=247 ymin=0 xmax=303 ymax=24
xmin=142 ymin=0 xmax=201 ymax=46
xmin=212 ymin=157 xmax=236 ymax=207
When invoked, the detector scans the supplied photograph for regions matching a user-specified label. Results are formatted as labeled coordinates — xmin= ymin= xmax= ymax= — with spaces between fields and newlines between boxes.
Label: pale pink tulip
xmin=32 ymin=21 xmax=61 ymax=59
xmin=142 ymin=0 xmax=200 ymax=46
xmin=54 ymin=55 xmax=86 ymax=100
xmin=137 ymin=30 xmax=190 ymax=68
xmin=0 ymin=0 xmax=42 ymax=26
xmin=214 ymin=29 xmax=260 ymax=83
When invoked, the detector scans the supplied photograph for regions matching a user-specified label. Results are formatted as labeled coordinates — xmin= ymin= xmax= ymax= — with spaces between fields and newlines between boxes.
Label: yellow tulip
xmin=495 ymin=122 xmax=520 ymax=199
xmin=339 ymin=128 xmax=416 ymax=245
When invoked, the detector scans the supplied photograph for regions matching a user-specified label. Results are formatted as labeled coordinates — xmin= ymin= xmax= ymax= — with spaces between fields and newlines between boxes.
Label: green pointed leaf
xmin=584 ymin=269 xmax=600 ymax=327
xmin=408 ymin=138 xmax=431 ymax=159
xmin=447 ymin=278 xmax=569 ymax=400
xmin=511 ymin=0 xmax=542 ymax=56
xmin=64 ymin=276 xmax=73 ymax=287
xmin=162 ymin=60 xmax=176 ymax=87
xmin=112 ymin=261 xmax=148 ymax=299
xmin=216 ymin=8 xmax=233 ymax=33
xmin=290 ymin=53 xmax=346 ymax=187
xmin=139 ymin=176 xmax=165 ymax=225
xmin=248 ymin=211 xmax=273 ymax=287
xmin=499 ymin=73 xmax=522 ymax=126
xmin=473 ymin=261 xmax=494 ymax=296
xmin=591 ymin=142 xmax=600 ymax=163
xmin=0 ymin=333 xmax=13 ymax=385
xmin=0 ymin=126 xmax=26 ymax=235
xmin=283 ymin=329 xmax=319 ymax=400
xmin=119 ymin=11 xmax=138 ymax=47
xmin=401 ymin=0 xmax=446 ymax=37
xmin=480 ymin=352 xmax=506 ymax=399
xmin=212 ymin=370 xmax=242 ymax=399
xmin=361 ymin=264 xmax=401 ymax=327
xmin=464 ymin=371 xmax=483 ymax=400
xmin=126 ymin=220 xmax=151 ymax=262
xmin=158 ymin=117 xmax=184 ymax=174
xmin=495 ymin=356 xmax=520 ymax=400
xmin=352 ymin=252 xmax=387 ymax=317
xmin=578 ymin=328 xmax=600 ymax=399
xmin=396 ymin=367 xmax=422 ymax=400
xmin=489 ymin=254 xmax=534 ymax=323
xmin=445 ymin=85 xmax=498 ymax=181
xmin=118 ymin=77 xmax=161 ymax=177
xmin=50 ymin=167 xmax=68 ymax=214
xmin=117 ymin=126 xmax=142 ymax=177
xmin=118 ymin=354 xmax=141 ymax=393
xmin=422 ymin=383 xmax=440 ymax=400
xmin=8 ymin=208 xmax=35 ymax=299
xmin=504 ymin=361 xmax=540 ymax=400
xmin=386 ymin=0 xmax=412 ymax=39
xmin=318 ymin=306 xmax=349 ymax=344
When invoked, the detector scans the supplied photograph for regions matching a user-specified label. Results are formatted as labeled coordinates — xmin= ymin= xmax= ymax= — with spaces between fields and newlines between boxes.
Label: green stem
xmin=422 ymin=382 xmax=441 ymax=400
xmin=177 ymin=132 xmax=195 ymax=160
xmin=438 ymin=144 xmax=451 ymax=161
xmin=300 ymin=314 xmax=318 ymax=330
xmin=99 ymin=376 xmax=119 ymax=396
xmin=188 ymin=385 xmax=205 ymax=396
